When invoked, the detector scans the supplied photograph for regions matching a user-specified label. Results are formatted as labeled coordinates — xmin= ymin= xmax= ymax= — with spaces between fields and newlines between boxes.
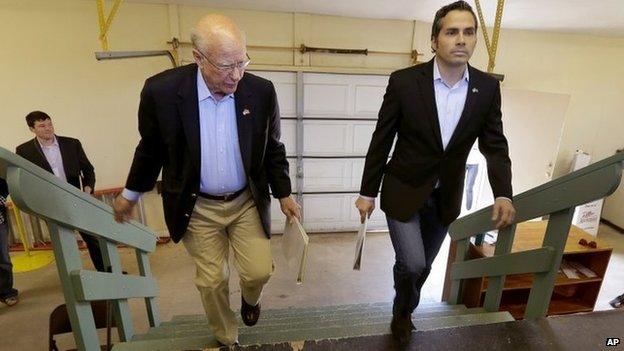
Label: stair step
xmin=137 ymin=307 xmax=485 ymax=341
xmin=164 ymin=301 xmax=462 ymax=327
xmin=115 ymin=311 xmax=512 ymax=351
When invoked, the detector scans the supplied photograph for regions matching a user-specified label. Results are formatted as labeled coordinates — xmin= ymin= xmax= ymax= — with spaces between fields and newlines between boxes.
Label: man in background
xmin=16 ymin=111 xmax=104 ymax=272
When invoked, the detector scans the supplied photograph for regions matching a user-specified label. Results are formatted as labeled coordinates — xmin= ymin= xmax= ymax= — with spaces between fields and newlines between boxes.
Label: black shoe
xmin=609 ymin=294 xmax=624 ymax=308
xmin=241 ymin=296 xmax=261 ymax=326
xmin=390 ymin=313 xmax=413 ymax=345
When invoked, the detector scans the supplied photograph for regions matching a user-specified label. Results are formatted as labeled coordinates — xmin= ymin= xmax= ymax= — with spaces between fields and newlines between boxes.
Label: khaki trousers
xmin=182 ymin=189 xmax=273 ymax=345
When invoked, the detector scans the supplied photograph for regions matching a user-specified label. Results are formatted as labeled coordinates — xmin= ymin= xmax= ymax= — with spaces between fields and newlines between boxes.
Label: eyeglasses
xmin=195 ymin=48 xmax=251 ymax=73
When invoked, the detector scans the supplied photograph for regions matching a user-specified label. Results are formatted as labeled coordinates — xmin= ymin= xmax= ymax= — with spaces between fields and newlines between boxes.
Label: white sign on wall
xmin=570 ymin=151 xmax=604 ymax=236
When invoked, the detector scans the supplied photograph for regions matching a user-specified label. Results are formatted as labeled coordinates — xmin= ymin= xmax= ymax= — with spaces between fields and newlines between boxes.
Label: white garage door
xmin=251 ymin=70 xmax=390 ymax=233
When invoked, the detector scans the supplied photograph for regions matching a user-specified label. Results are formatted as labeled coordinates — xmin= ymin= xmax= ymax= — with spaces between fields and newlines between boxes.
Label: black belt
xmin=198 ymin=187 xmax=247 ymax=201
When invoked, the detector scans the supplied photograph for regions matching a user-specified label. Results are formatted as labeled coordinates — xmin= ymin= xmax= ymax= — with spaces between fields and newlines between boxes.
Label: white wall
xmin=1 ymin=0 xmax=622 ymax=226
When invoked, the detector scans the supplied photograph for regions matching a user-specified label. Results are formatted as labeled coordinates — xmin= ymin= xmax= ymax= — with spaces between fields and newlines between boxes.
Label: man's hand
xmin=83 ymin=186 xmax=93 ymax=194
xmin=113 ymin=195 xmax=137 ymax=223
xmin=279 ymin=196 xmax=301 ymax=223
xmin=355 ymin=196 xmax=375 ymax=224
xmin=492 ymin=198 xmax=516 ymax=229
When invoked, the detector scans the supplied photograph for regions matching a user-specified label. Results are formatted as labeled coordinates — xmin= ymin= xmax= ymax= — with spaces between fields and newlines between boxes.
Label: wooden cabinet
xmin=457 ymin=221 xmax=612 ymax=319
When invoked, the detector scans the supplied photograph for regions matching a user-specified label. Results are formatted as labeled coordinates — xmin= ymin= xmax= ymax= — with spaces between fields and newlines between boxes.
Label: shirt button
xmin=184 ymin=213 xmax=190 ymax=218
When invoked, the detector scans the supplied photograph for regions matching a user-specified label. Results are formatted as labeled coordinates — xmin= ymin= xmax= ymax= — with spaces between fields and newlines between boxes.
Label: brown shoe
xmin=241 ymin=296 xmax=260 ymax=326
xmin=390 ymin=313 xmax=413 ymax=345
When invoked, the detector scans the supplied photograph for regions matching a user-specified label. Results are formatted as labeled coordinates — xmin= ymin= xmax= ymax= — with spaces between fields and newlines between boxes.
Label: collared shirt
xmin=433 ymin=57 xmax=470 ymax=150
xmin=39 ymin=137 xmax=68 ymax=182
xmin=196 ymin=68 xmax=247 ymax=195
xmin=122 ymin=68 xmax=247 ymax=201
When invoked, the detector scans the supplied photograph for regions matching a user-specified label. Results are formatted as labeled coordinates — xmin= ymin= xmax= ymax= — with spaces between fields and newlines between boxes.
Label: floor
xmin=1 ymin=224 xmax=622 ymax=351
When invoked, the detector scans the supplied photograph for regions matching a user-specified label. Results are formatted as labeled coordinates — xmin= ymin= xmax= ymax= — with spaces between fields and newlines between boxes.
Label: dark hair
xmin=431 ymin=1 xmax=478 ymax=51
xmin=25 ymin=111 xmax=52 ymax=128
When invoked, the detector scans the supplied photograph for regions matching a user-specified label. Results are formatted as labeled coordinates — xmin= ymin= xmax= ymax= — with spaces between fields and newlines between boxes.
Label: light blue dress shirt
xmin=122 ymin=69 xmax=247 ymax=201
xmin=433 ymin=58 xmax=469 ymax=150
xmin=196 ymin=69 xmax=247 ymax=195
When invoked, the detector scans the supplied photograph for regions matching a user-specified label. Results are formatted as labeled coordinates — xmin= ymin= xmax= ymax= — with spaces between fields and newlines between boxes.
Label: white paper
xmin=282 ymin=218 xmax=309 ymax=284
xmin=353 ymin=218 xmax=368 ymax=270
xmin=567 ymin=261 xmax=597 ymax=278
xmin=560 ymin=260 xmax=581 ymax=279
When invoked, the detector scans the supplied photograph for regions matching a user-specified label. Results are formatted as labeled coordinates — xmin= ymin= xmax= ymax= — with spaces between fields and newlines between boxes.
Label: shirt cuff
xmin=121 ymin=189 xmax=142 ymax=202
xmin=359 ymin=195 xmax=376 ymax=202
xmin=495 ymin=197 xmax=512 ymax=203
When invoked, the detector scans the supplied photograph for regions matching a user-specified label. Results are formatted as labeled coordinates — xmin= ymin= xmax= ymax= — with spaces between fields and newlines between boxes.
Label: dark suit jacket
xmin=125 ymin=64 xmax=291 ymax=243
xmin=360 ymin=59 xmax=512 ymax=225
xmin=15 ymin=136 xmax=95 ymax=192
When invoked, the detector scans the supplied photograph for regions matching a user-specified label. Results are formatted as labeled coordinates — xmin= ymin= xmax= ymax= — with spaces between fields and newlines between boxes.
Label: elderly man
xmin=113 ymin=14 xmax=299 ymax=346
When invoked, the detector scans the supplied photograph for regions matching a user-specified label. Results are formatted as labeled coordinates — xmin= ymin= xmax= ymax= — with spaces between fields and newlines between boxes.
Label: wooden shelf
xmin=445 ymin=220 xmax=612 ymax=319
xmin=481 ymin=272 xmax=603 ymax=292
xmin=501 ymin=297 xmax=595 ymax=320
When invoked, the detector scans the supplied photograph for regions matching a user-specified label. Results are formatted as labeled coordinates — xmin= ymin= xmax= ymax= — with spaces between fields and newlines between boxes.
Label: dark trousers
xmin=0 ymin=220 xmax=18 ymax=299
xmin=386 ymin=190 xmax=448 ymax=316
xmin=79 ymin=231 xmax=105 ymax=272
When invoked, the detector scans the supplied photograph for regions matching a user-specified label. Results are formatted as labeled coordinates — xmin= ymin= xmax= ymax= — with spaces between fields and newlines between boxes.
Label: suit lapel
xmin=177 ymin=67 xmax=201 ymax=171
xmin=234 ymin=76 xmax=253 ymax=176
xmin=56 ymin=137 xmax=72 ymax=177
xmin=416 ymin=60 xmax=444 ymax=152
xmin=446 ymin=64 xmax=479 ymax=150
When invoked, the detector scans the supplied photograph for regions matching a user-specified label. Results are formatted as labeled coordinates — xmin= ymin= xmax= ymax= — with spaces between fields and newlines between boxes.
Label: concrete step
xmin=164 ymin=301 xmax=462 ymax=326
xmin=137 ymin=307 xmax=487 ymax=341
xmin=114 ymin=310 xmax=513 ymax=351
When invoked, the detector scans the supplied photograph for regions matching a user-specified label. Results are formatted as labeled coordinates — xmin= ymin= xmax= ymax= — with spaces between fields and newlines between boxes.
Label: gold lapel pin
xmin=472 ymin=88 xmax=479 ymax=93
xmin=243 ymin=108 xmax=251 ymax=116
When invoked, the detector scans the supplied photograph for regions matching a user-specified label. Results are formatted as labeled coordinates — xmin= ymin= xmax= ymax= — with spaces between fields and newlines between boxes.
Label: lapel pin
xmin=243 ymin=108 xmax=251 ymax=116
xmin=472 ymin=88 xmax=479 ymax=93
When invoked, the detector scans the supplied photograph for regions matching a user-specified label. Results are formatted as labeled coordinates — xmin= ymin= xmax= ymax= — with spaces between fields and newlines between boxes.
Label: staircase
xmin=3 ymin=146 xmax=623 ymax=351
xmin=112 ymin=302 xmax=514 ymax=350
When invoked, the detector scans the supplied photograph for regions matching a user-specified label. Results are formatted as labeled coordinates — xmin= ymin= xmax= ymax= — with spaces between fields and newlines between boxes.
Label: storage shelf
xmin=481 ymin=272 xmax=603 ymax=292
xmin=447 ymin=221 xmax=612 ymax=320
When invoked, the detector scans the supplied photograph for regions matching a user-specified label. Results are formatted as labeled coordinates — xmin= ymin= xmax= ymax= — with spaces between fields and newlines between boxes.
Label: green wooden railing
xmin=0 ymin=147 xmax=160 ymax=350
xmin=447 ymin=152 xmax=624 ymax=319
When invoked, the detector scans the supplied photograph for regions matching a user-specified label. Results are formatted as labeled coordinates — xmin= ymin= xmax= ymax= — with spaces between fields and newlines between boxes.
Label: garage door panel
xmin=252 ymin=70 xmax=392 ymax=233
xmin=281 ymin=120 xmax=297 ymax=155
xmin=302 ymin=159 xmax=352 ymax=191
xmin=354 ymin=85 xmax=386 ymax=117
xmin=275 ymin=83 xmax=297 ymax=117
xmin=249 ymin=71 xmax=297 ymax=117
xmin=303 ymin=122 xmax=350 ymax=154
xmin=304 ymin=83 xmax=350 ymax=117
xmin=301 ymin=194 xmax=386 ymax=232
xmin=352 ymin=123 xmax=376 ymax=153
